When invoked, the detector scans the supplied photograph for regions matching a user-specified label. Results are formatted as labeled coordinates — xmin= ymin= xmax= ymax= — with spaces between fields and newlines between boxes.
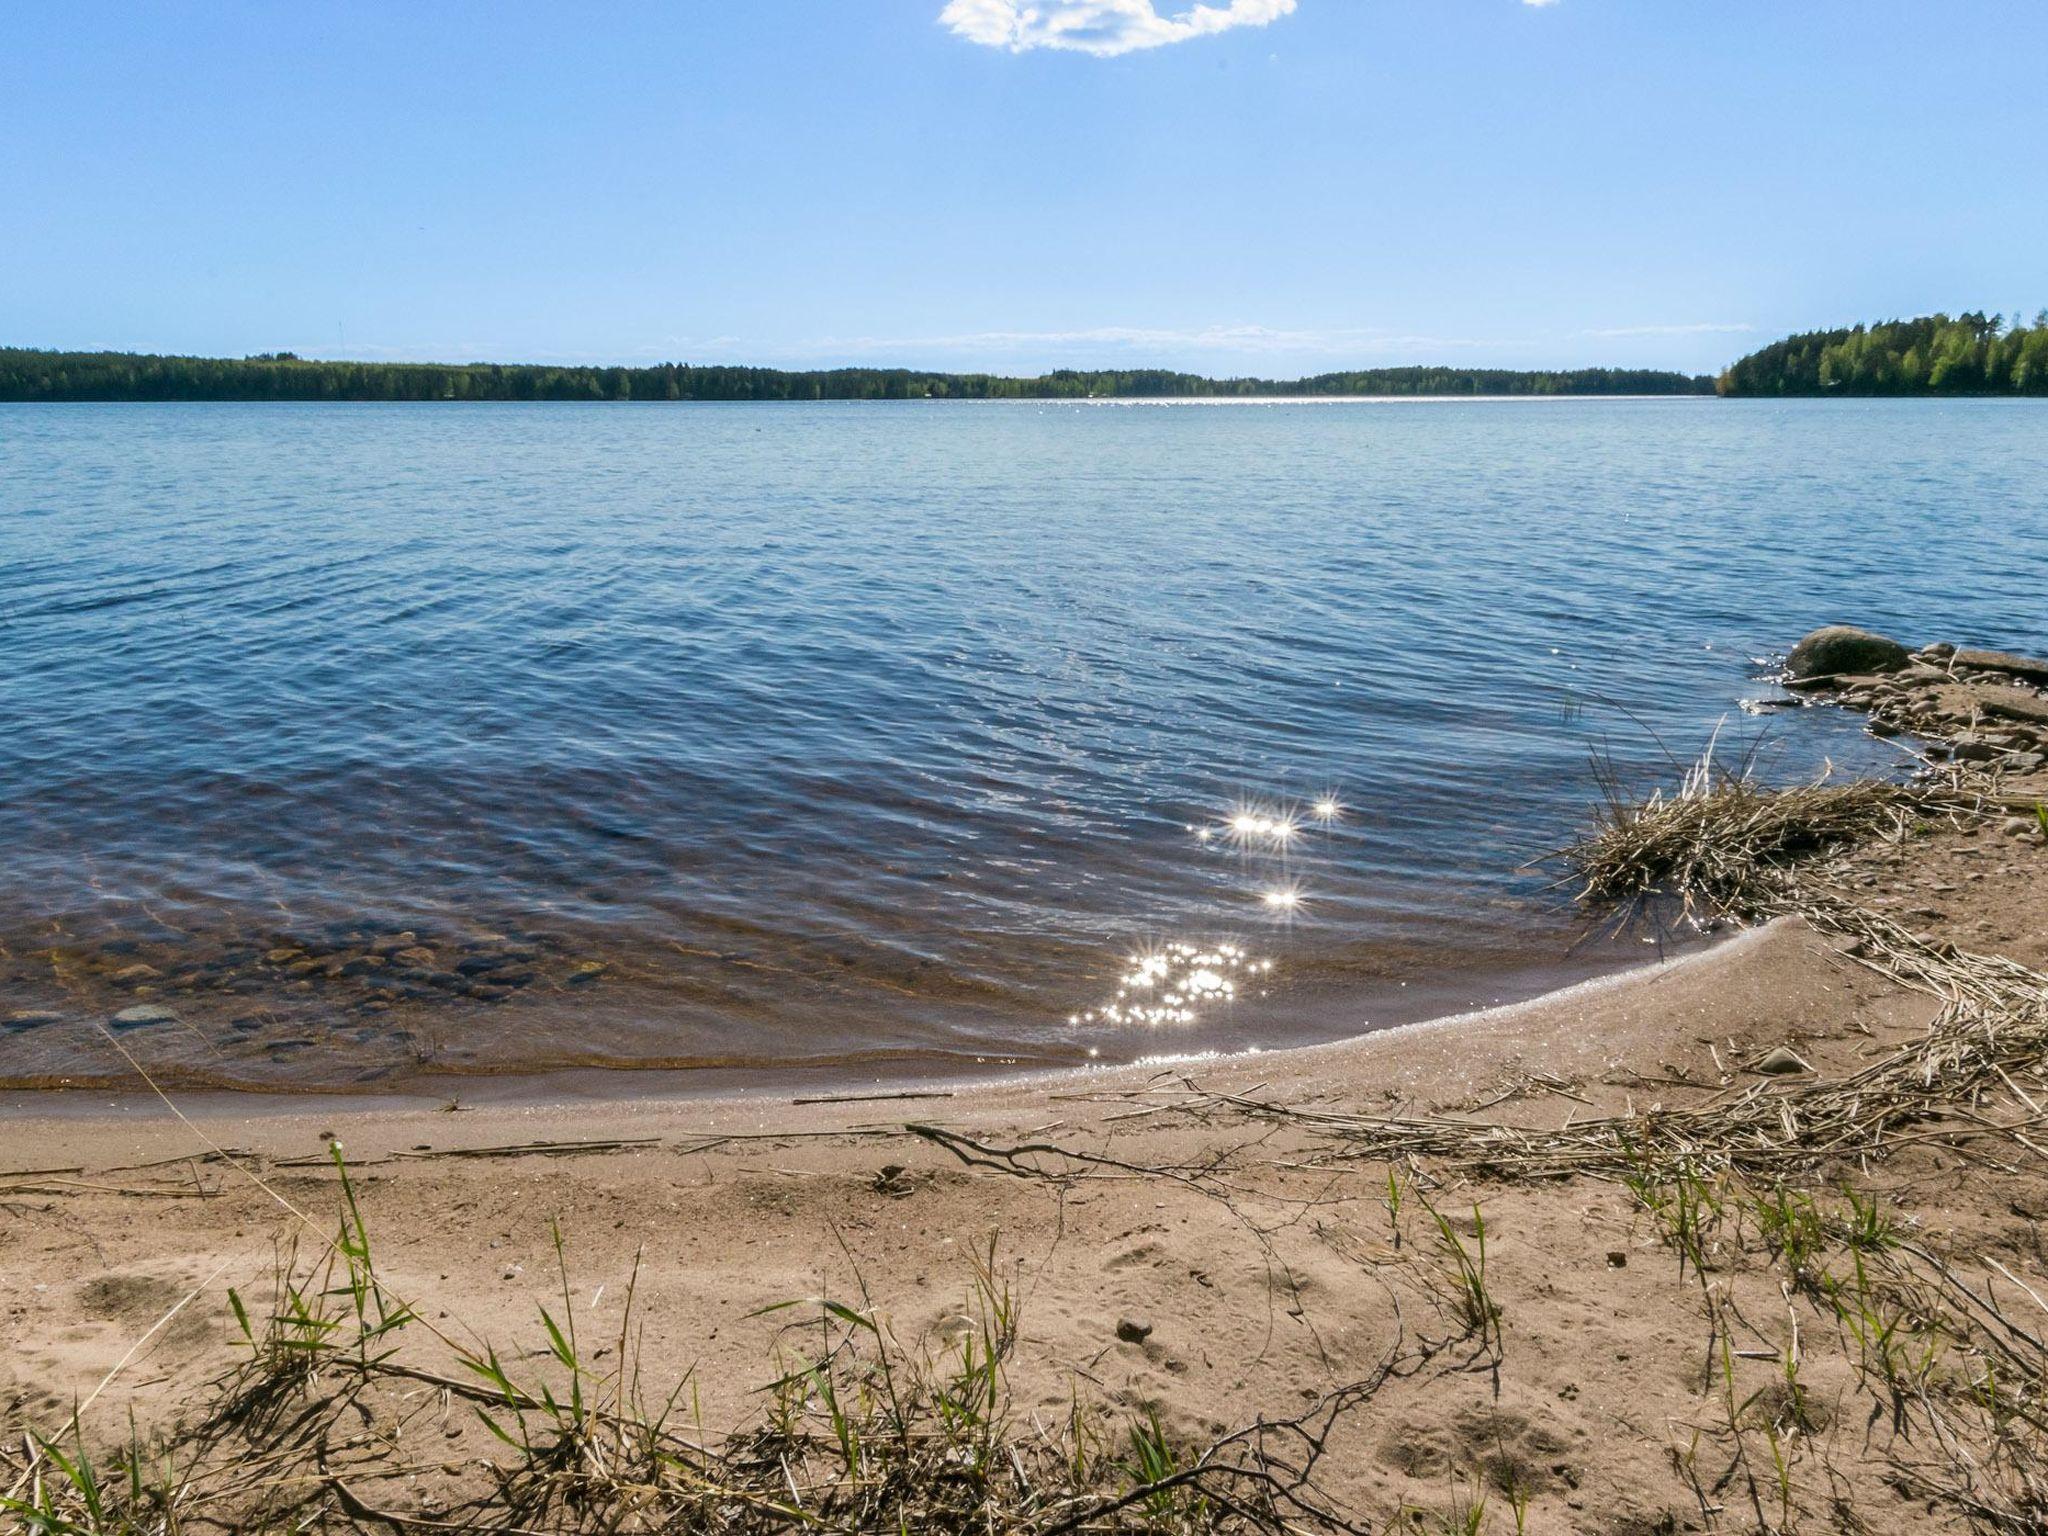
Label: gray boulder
xmin=1785 ymin=626 xmax=1911 ymax=684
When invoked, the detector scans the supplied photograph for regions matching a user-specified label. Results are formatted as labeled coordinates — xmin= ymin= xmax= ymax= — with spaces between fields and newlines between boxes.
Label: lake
xmin=3 ymin=398 xmax=2044 ymax=1088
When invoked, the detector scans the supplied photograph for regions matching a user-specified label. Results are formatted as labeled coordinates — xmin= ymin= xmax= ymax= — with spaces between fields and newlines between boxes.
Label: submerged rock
xmin=1785 ymin=626 xmax=1911 ymax=684
xmin=110 ymin=1003 xmax=180 ymax=1029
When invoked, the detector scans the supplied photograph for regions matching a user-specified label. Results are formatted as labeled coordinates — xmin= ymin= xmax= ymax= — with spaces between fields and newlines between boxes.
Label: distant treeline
xmin=0 ymin=347 xmax=1712 ymax=402
xmin=1718 ymin=311 xmax=2048 ymax=396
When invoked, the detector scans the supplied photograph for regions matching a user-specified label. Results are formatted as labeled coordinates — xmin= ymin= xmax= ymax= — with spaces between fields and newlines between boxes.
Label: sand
xmin=5 ymin=667 xmax=2048 ymax=1532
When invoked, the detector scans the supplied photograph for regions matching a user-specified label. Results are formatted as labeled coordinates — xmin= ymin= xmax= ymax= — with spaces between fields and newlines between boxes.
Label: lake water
xmin=3 ymin=398 xmax=2044 ymax=1090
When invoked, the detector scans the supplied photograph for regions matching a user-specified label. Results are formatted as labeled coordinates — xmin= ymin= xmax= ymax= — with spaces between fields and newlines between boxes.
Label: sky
xmin=3 ymin=0 xmax=2044 ymax=379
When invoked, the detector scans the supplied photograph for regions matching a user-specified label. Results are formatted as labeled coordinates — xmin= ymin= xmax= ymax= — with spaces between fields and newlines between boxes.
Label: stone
xmin=566 ymin=960 xmax=608 ymax=984
xmin=1115 ymin=1318 xmax=1153 ymax=1344
xmin=109 ymin=963 xmax=161 ymax=983
xmin=2006 ymin=753 xmax=2047 ymax=774
xmin=1952 ymin=740 xmax=1998 ymax=762
xmin=393 ymin=946 xmax=437 ymax=968
xmin=1950 ymin=648 xmax=2048 ymax=687
xmin=1755 ymin=1046 xmax=1812 ymax=1075
xmin=2003 ymin=816 xmax=2043 ymax=838
xmin=1916 ymin=642 xmax=1957 ymax=661
xmin=1605 ymin=1251 xmax=1628 ymax=1269
xmin=264 ymin=948 xmax=304 ymax=965
xmin=110 ymin=1003 xmax=180 ymax=1029
xmin=456 ymin=954 xmax=511 ymax=976
xmin=6 ymin=1010 xmax=66 ymax=1030
xmin=1981 ymin=688 xmax=2048 ymax=727
xmin=1785 ymin=626 xmax=1910 ymax=684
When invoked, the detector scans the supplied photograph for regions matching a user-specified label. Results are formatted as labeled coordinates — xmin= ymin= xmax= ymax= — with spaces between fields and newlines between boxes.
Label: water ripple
xmin=2 ymin=398 xmax=2044 ymax=1084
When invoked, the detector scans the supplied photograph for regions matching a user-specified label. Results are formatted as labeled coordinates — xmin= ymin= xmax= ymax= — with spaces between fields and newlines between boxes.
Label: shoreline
xmin=0 ymin=921 xmax=1742 ymax=1134
xmin=0 ymin=928 xmax=1661 ymax=1105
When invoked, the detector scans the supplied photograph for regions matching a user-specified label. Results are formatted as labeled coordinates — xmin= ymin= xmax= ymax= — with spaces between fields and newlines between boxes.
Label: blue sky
xmin=4 ymin=0 xmax=2043 ymax=377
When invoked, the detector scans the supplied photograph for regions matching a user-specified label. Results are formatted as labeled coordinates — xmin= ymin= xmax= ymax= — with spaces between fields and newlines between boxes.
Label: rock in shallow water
xmin=1785 ymin=626 xmax=1911 ymax=683
xmin=110 ymin=1003 xmax=180 ymax=1029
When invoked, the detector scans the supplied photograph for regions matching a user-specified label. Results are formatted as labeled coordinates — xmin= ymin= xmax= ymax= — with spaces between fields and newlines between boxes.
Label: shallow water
xmin=2 ymin=398 xmax=2044 ymax=1087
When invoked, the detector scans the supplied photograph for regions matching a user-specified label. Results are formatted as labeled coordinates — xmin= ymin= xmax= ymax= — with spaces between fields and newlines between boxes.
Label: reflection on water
xmin=3 ymin=399 xmax=2044 ymax=1089
xmin=1075 ymin=941 xmax=1272 ymax=1032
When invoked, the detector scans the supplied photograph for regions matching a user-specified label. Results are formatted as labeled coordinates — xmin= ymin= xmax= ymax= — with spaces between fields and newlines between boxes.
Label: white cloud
xmin=1522 ymin=0 xmax=1562 ymax=7
xmin=940 ymin=0 xmax=1296 ymax=57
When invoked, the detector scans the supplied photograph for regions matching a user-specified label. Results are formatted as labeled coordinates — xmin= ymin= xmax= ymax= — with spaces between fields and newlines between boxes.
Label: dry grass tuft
xmin=1560 ymin=743 xmax=1972 ymax=921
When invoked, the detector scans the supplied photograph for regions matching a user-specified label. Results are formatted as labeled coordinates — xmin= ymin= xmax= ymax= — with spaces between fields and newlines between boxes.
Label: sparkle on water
xmin=1071 ymin=941 xmax=1273 ymax=1029
xmin=1223 ymin=806 xmax=1300 ymax=846
xmin=1074 ymin=788 xmax=1330 ymax=1040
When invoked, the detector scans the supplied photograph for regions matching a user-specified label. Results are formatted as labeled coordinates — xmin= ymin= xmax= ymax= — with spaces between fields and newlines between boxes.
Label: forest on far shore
xmin=1717 ymin=311 xmax=2048 ymax=395
xmin=7 ymin=313 xmax=2046 ymax=401
xmin=0 ymin=349 xmax=1710 ymax=402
